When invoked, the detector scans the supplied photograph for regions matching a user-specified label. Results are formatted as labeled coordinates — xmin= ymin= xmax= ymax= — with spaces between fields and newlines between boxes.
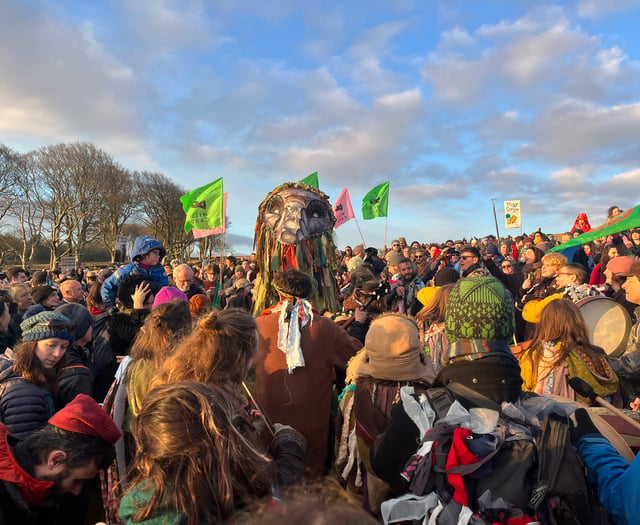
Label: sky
xmin=2 ymin=0 xmax=640 ymax=254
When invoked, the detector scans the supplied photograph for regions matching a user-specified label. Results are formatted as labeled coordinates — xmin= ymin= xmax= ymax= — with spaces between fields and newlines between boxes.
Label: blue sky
xmin=2 ymin=0 xmax=640 ymax=254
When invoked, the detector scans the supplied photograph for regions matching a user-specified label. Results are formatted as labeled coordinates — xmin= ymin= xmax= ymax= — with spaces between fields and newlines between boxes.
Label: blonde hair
xmin=541 ymin=252 xmax=567 ymax=271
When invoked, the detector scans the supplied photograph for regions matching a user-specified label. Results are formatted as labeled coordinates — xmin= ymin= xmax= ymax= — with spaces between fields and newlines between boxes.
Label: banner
xmin=362 ymin=181 xmax=390 ymax=220
xmin=192 ymin=192 xmax=227 ymax=239
xmin=180 ymin=178 xmax=224 ymax=234
xmin=504 ymin=200 xmax=521 ymax=229
xmin=333 ymin=188 xmax=355 ymax=228
xmin=550 ymin=204 xmax=640 ymax=253
xmin=299 ymin=171 xmax=319 ymax=189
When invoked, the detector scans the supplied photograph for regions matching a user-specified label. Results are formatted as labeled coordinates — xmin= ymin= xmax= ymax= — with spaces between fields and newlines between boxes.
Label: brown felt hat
xmin=355 ymin=314 xmax=434 ymax=383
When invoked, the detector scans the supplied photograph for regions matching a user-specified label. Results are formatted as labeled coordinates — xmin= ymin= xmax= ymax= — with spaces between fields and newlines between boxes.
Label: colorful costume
xmin=252 ymin=182 xmax=338 ymax=314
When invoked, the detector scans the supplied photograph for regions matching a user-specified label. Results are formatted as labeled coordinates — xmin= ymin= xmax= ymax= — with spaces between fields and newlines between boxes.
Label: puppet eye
xmin=307 ymin=200 xmax=325 ymax=219
xmin=266 ymin=195 xmax=284 ymax=216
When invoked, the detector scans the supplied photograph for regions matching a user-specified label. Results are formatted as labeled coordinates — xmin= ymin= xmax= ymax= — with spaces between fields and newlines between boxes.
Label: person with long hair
xmin=153 ymin=308 xmax=256 ymax=392
xmin=125 ymin=299 xmax=192 ymax=417
xmin=416 ymin=284 xmax=454 ymax=375
xmin=590 ymin=244 xmax=618 ymax=287
xmin=118 ymin=381 xmax=275 ymax=524
xmin=519 ymin=299 xmax=619 ymax=404
xmin=0 ymin=310 xmax=75 ymax=438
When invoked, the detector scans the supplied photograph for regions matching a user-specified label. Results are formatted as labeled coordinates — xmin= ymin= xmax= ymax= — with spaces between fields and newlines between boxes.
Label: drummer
xmin=611 ymin=261 xmax=640 ymax=405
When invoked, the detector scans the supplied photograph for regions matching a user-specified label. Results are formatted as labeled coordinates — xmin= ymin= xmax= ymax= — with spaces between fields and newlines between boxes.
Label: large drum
xmin=576 ymin=296 xmax=631 ymax=357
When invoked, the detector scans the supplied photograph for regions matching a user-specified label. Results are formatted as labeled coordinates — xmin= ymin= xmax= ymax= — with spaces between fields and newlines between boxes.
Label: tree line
xmin=0 ymin=142 xmax=224 ymax=269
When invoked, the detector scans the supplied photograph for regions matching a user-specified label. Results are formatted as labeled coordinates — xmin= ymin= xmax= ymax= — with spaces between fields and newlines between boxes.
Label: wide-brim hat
xmin=356 ymin=314 xmax=434 ymax=383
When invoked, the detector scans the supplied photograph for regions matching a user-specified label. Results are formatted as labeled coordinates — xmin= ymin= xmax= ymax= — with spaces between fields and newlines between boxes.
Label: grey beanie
xmin=20 ymin=310 xmax=75 ymax=343
xmin=56 ymin=303 xmax=93 ymax=341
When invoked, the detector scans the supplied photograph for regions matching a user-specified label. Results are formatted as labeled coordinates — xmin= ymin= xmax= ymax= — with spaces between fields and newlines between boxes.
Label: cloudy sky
xmin=2 ymin=0 xmax=640 ymax=253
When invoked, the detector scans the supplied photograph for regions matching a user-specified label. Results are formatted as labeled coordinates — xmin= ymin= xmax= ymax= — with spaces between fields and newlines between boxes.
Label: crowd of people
xmin=0 ymin=207 xmax=638 ymax=524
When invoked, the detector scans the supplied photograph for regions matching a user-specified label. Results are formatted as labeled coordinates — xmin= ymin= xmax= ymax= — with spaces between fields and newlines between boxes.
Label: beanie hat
xmin=55 ymin=303 xmax=93 ymax=341
xmin=606 ymin=255 xmax=636 ymax=275
xmin=189 ymin=294 xmax=211 ymax=316
xmin=434 ymin=267 xmax=460 ymax=286
xmin=445 ymin=276 xmax=514 ymax=343
xmin=386 ymin=251 xmax=404 ymax=267
xmin=49 ymin=394 xmax=121 ymax=444
xmin=416 ymin=286 xmax=438 ymax=307
xmin=485 ymin=243 xmax=499 ymax=256
xmin=354 ymin=314 xmax=434 ymax=383
xmin=20 ymin=310 xmax=75 ymax=344
xmin=152 ymin=286 xmax=188 ymax=309
xmin=23 ymin=304 xmax=46 ymax=321
xmin=31 ymin=285 xmax=58 ymax=305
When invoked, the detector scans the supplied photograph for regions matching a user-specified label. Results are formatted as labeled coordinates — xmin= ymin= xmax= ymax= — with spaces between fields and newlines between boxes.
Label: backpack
xmin=376 ymin=383 xmax=613 ymax=525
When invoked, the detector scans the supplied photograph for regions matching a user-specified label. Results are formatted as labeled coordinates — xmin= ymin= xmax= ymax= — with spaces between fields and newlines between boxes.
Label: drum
xmin=576 ymin=296 xmax=631 ymax=357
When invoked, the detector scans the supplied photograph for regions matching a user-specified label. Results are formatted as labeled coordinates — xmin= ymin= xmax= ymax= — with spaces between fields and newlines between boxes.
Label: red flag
xmin=193 ymin=192 xmax=227 ymax=239
xmin=333 ymin=188 xmax=355 ymax=229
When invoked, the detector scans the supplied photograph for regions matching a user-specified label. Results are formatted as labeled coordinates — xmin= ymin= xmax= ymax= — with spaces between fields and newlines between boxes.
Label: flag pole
xmin=354 ymin=218 xmax=367 ymax=246
xmin=218 ymin=230 xmax=225 ymax=306
xmin=384 ymin=216 xmax=388 ymax=248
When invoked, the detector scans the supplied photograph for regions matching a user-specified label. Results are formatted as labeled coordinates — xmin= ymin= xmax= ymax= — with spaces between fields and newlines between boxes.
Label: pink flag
xmin=333 ymin=188 xmax=355 ymax=229
xmin=193 ymin=192 xmax=227 ymax=239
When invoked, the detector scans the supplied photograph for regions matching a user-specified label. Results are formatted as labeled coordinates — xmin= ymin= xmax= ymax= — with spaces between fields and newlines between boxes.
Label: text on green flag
xmin=180 ymin=178 xmax=224 ymax=234
xmin=362 ymin=181 xmax=390 ymax=219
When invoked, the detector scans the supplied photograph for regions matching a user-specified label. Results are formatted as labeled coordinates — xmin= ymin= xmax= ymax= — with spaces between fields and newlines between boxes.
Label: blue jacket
xmin=578 ymin=434 xmax=640 ymax=525
xmin=0 ymin=352 xmax=54 ymax=439
xmin=101 ymin=236 xmax=168 ymax=309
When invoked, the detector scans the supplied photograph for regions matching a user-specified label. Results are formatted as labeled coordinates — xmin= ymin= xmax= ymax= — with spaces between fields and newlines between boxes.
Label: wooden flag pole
xmin=384 ymin=216 xmax=388 ymax=248
xmin=354 ymin=218 xmax=367 ymax=247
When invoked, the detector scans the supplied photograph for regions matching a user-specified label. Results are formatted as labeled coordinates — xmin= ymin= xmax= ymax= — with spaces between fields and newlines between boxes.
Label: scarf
xmin=273 ymin=299 xmax=313 ymax=373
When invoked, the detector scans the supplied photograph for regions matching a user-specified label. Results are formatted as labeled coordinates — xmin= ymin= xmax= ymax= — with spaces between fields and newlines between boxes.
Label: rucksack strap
xmin=529 ymin=414 xmax=567 ymax=510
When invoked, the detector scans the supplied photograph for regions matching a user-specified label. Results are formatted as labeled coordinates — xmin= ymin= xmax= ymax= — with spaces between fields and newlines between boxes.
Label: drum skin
xmin=576 ymin=296 xmax=632 ymax=357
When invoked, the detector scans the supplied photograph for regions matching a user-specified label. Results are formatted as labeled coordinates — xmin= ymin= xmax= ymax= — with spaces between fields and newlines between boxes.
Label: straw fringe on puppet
xmin=253 ymin=182 xmax=339 ymax=315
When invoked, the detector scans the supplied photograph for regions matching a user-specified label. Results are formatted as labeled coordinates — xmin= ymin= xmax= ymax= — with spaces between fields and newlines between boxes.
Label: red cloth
xmin=49 ymin=394 xmax=121 ymax=444
xmin=445 ymin=428 xmax=480 ymax=506
xmin=0 ymin=425 xmax=53 ymax=505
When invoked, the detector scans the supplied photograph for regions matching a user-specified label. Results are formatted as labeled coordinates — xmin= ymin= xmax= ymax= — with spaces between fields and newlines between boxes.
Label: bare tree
xmin=96 ymin=166 xmax=139 ymax=262
xmin=135 ymin=171 xmax=193 ymax=260
xmin=0 ymin=144 xmax=21 ymax=226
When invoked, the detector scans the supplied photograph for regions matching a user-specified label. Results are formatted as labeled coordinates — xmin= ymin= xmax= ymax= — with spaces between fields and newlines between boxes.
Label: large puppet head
xmin=253 ymin=182 xmax=338 ymax=314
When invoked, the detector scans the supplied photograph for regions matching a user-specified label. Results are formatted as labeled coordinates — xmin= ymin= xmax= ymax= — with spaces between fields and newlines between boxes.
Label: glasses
xmin=392 ymin=244 xmax=400 ymax=247
xmin=460 ymin=255 xmax=475 ymax=260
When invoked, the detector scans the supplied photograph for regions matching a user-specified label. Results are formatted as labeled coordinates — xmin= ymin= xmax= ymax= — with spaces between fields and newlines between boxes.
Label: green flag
xmin=362 ymin=181 xmax=390 ymax=219
xmin=549 ymin=204 xmax=640 ymax=253
xmin=180 ymin=178 xmax=224 ymax=234
xmin=299 ymin=171 xmax=319 ymax=189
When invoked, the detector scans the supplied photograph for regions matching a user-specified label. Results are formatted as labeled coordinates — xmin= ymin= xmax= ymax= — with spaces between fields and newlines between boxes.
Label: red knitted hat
xmin=49 ymin=394 xmax=121 ymax=445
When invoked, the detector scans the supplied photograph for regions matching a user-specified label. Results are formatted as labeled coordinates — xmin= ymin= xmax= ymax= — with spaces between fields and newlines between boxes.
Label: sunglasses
xmin=35 ymin=320 xmax=75 ymax=332
xmin=415 ymin=255 xmax=424 ymax=259
xmin=392 ymin=244 xmax=400 ymax=247
xmin=460 ymin=255 xmax=475 ymax=260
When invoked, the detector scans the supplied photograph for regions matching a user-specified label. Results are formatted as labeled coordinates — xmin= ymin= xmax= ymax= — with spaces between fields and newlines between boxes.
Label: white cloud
xmin=598 ymin=46 xmax=626 ymax=74
xmin=0 ymin=3 xmax=146 ymax=163
xmin=577 ymin=0 xmax=640 ymax=18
